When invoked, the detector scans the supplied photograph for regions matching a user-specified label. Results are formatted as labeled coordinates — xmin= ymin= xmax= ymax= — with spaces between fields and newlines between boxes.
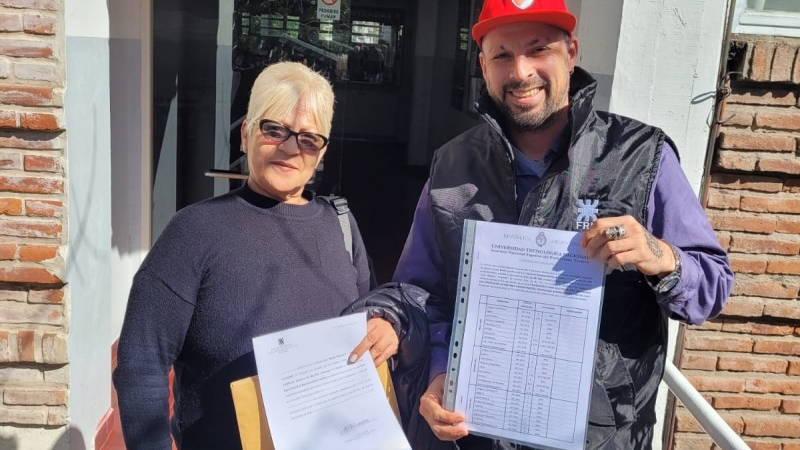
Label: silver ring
xmin=604 ymin=225 xmax=627 ymax=240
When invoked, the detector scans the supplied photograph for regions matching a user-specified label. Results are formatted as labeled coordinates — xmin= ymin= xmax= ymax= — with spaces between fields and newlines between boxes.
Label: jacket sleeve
xmin=647 ymin=142 xmax=734 ymax=324
xmin=392 ymin=182 xmax=452 ymax=382
xmin=341 ymin=282 xmax=430 ymax=430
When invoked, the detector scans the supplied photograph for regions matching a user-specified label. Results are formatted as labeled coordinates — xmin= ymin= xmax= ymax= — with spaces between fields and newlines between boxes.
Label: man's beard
xmin=492 ymin=79 xmax=565 ymax=132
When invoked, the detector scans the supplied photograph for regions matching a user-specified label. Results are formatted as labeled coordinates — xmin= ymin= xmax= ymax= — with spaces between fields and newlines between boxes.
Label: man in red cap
xmin=392 ymin=0 xmax=733 ymax=449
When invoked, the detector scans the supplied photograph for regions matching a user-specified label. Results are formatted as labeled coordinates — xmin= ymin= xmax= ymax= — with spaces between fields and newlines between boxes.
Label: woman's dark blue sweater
xmin=113 ymin=185 xmax=371 ymax=449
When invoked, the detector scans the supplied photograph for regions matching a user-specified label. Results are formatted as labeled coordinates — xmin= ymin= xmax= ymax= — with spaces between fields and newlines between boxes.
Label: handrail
xmin=663 ymin=361 xmax=751 ymax=450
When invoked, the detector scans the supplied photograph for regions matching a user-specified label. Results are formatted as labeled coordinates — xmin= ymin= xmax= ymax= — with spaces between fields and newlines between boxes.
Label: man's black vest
xmin=427 ymin=68 xmax=675 ymax=449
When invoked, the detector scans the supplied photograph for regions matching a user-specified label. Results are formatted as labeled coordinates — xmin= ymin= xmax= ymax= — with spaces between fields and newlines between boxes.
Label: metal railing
xmin=663 ymin=361 xmax=751 ymax=449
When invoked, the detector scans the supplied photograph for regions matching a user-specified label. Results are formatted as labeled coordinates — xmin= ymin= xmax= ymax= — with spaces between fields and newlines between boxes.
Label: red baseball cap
xmin=472 ymin=0 xmax=577 ymax=47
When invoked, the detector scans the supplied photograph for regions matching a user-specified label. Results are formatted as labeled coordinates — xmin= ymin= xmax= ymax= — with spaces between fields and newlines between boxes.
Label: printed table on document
xmin=465 ymin=295 xmax=588 ymax=443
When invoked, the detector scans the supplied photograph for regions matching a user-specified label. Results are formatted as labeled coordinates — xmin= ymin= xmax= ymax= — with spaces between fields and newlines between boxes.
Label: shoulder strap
xmin=321 ymin=195 xmax=353 ymax=262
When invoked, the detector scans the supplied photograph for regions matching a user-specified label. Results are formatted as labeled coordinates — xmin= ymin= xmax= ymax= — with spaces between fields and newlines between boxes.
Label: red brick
xmin=19 ymin=112 xmax=59 ymax=131
xmin=691 ymin=320 xmax=723 ymax=331
xmin=770 ymin=44 xmax=797 ymax=82
xmin=746 ymin=378 xmax=800 ymax=395
xmin=676 ymin=409 xmax=744 ymax=433
xmin=758 ymin=155 xmax=800 ymax=174
xmin=41 ymin=332 xmax=66 ymax=364
xmin=755 ymin=110 xmax=800 ymax=131
xmin=19 ymin=244 xmax=57 ymax=262
xmin=790 ymin=361 xmax=800 ymax=375
xmin=706 ymin=191 xmax=740 ymax=209
xmin=712 ymin=394 xmax=781 ymax=410
xmin=719 ymin=132 xmax=796 ymax=152
xmin=0 ymin=175 xmax=63 ymax=194
xmin=763 ymin=300 xmax=800 ymax=320
xmin=744 ymin=440 xmax=781 ymax=450
xmin=0 ymin=0 xmax=57 ymax=10
xmin=0 ymin=13 xmax=22 ymax=31
xmin=730 ymin=235 xmax=799 ymax=255
xmin=753 ymin=338 xmax=800 ymax=356
xmin=13 ymin=61 xmax=58 ymax=82
xmin=728 ymin=255 xmax=767 ymax=274
xmin=786 ymin=444 xmax=800 ymax=450
xmin=0 ymin=266 xmax=62 ymax=284
xmin=719 ymin=297 xmax=764 ymax=317
xmin=766 ymin=259 xmax=800 ymax=275
xmin=47 ymin=406 xmax=67 ymax=426
xmin=741 ymin=194 xmax=800 ymax=214
xmin=0 ymin=197 xmax=22 ymax=215
xmin=0 ymin=152 xmax=21 ymax=169
xmin=0 ymin=58 xmax=9 ymax=78
xmin=25 ymin=199 xmax=61 ymax=217
xmin=776 ymin=216 xmax=800 ymax=233
xmin=719 ymin=106 xmax=755 ymax=127
xmin=0 ymin=408 xmax=47 ymax=425
xmin=749 ymin=41 xmax=775 ymax=81
xmin=0 ymin=134 xmax=61 ymax=150
xmin=23 ymin=154 xmax=59 ymax=172
xmin=687 ymin=375 xmax=746 ymax=392
xmin=0 ymin=38 xmax=52 ymax=58
xmin=743 ymin=415 xmax=800 ymax=438
xmin=0 ymin=243 xmax=15 ymax=259
xmin=721 ymin=321 xmax=794 ymax=335
xmin=671 ymin=434 xmax=713 ymax=450
xmin=16 ymin=329 xmax=34 ymax=362
xmin=718 ymin=232 xmax=731 ymax=250
xmin=728 ymin=89 xmax=797 ymax=106
xmin=3 ymin=388 xmax=66 ymax=406
xmin=684 ymin=334 xmax=753 ymax=352
xmin=707 ymin=212 xmax=775 ymax=233
xmin=717 ymin=355 xmax=787 ymax=373
xmin=28 ymin=288 xmax=62 ymax=304
xmin=733 ymin=276 xmax=798 ymax=299
xmin=0 ymin=85 xmax=54 ymax=106
xmin=0 ymin=302 xmax=62 ymax=325
xmin=679 ymin=353 xmax=717 ymax=370
xmin=708 ymin=173 xmax=783 ymax=192
xmin=783 ymin=399 xmax=800 ymax=414
xmin=0 ymin=218 xmax=61 ymax=238
xmin=0 ymin=109 xmax=16 ymax=127
xmin=22 ymin=13 xmax=54 ymax=35
xmin=0 ymin=330 xmax=9 ymax=361
xmin=715 ymin=151 xmax=757 ymax=171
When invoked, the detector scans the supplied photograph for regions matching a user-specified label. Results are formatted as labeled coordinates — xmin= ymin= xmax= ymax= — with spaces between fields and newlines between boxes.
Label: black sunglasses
xmin=258 ymin=119 xmax=329 ymax=152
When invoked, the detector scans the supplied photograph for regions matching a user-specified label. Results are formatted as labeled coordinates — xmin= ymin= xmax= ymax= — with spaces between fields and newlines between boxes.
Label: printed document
xmin=444 ymin=220 xmax=605 ymax=450
xmin=253 ymin=313 xmax=411 ymax=450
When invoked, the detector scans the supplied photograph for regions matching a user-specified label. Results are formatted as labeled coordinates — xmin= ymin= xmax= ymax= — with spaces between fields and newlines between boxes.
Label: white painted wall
xmin=65 ymin=0 xmax=151 ymax=449
xmin=64 ymin=0 xmax=112 ymax=448
xmin=610 ymin=1 xmax=729 ymax=447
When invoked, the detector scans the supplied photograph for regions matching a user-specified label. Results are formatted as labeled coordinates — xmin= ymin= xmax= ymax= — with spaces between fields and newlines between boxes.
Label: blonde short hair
xmin=246 ymin=62 xmax=335 ymax=136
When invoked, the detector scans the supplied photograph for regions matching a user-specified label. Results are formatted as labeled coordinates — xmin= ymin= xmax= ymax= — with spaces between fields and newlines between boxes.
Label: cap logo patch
xmin=512 ymin=0 xmax=535 ymax=9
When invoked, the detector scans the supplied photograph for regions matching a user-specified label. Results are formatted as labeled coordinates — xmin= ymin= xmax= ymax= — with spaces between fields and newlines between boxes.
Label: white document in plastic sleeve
xmin=444 ymin=219 xmax=606 ymax=450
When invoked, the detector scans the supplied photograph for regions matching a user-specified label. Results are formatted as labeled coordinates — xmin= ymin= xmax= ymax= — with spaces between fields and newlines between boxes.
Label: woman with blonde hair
xmin=113 ymin=62 xmax=400 ymax=449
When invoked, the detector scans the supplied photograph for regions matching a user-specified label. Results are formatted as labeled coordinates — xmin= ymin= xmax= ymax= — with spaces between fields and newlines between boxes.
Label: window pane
xmin=748 ymin=0 xmax=800 ymax=13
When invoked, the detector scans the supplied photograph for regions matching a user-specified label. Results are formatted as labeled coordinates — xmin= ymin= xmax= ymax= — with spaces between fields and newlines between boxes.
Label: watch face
xmin=658 ymin=274 xmax=679 ymax=293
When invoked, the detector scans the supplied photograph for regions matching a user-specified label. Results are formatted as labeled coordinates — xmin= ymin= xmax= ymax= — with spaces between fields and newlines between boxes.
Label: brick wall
xmin=0 ymin=0 xmax=68 ymax=437
xmin=669 ymin=36 xmax=800 ymax=449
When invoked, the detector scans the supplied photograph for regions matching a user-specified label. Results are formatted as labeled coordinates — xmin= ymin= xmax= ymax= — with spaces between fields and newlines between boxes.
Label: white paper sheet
xmin=253 ymin=313 xmax=411 ymax=450
xmin=444 ymin=220 xmax=606 ymax=450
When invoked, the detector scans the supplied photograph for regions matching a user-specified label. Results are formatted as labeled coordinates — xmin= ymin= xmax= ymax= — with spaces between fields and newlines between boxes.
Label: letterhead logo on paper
xmin=576 ymin=198 xmax=599 ymax=230
xmin=536 ymin=231 xmax=547 ymax=247
xmin=512 ymin=0 xmax=535 ymax=9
